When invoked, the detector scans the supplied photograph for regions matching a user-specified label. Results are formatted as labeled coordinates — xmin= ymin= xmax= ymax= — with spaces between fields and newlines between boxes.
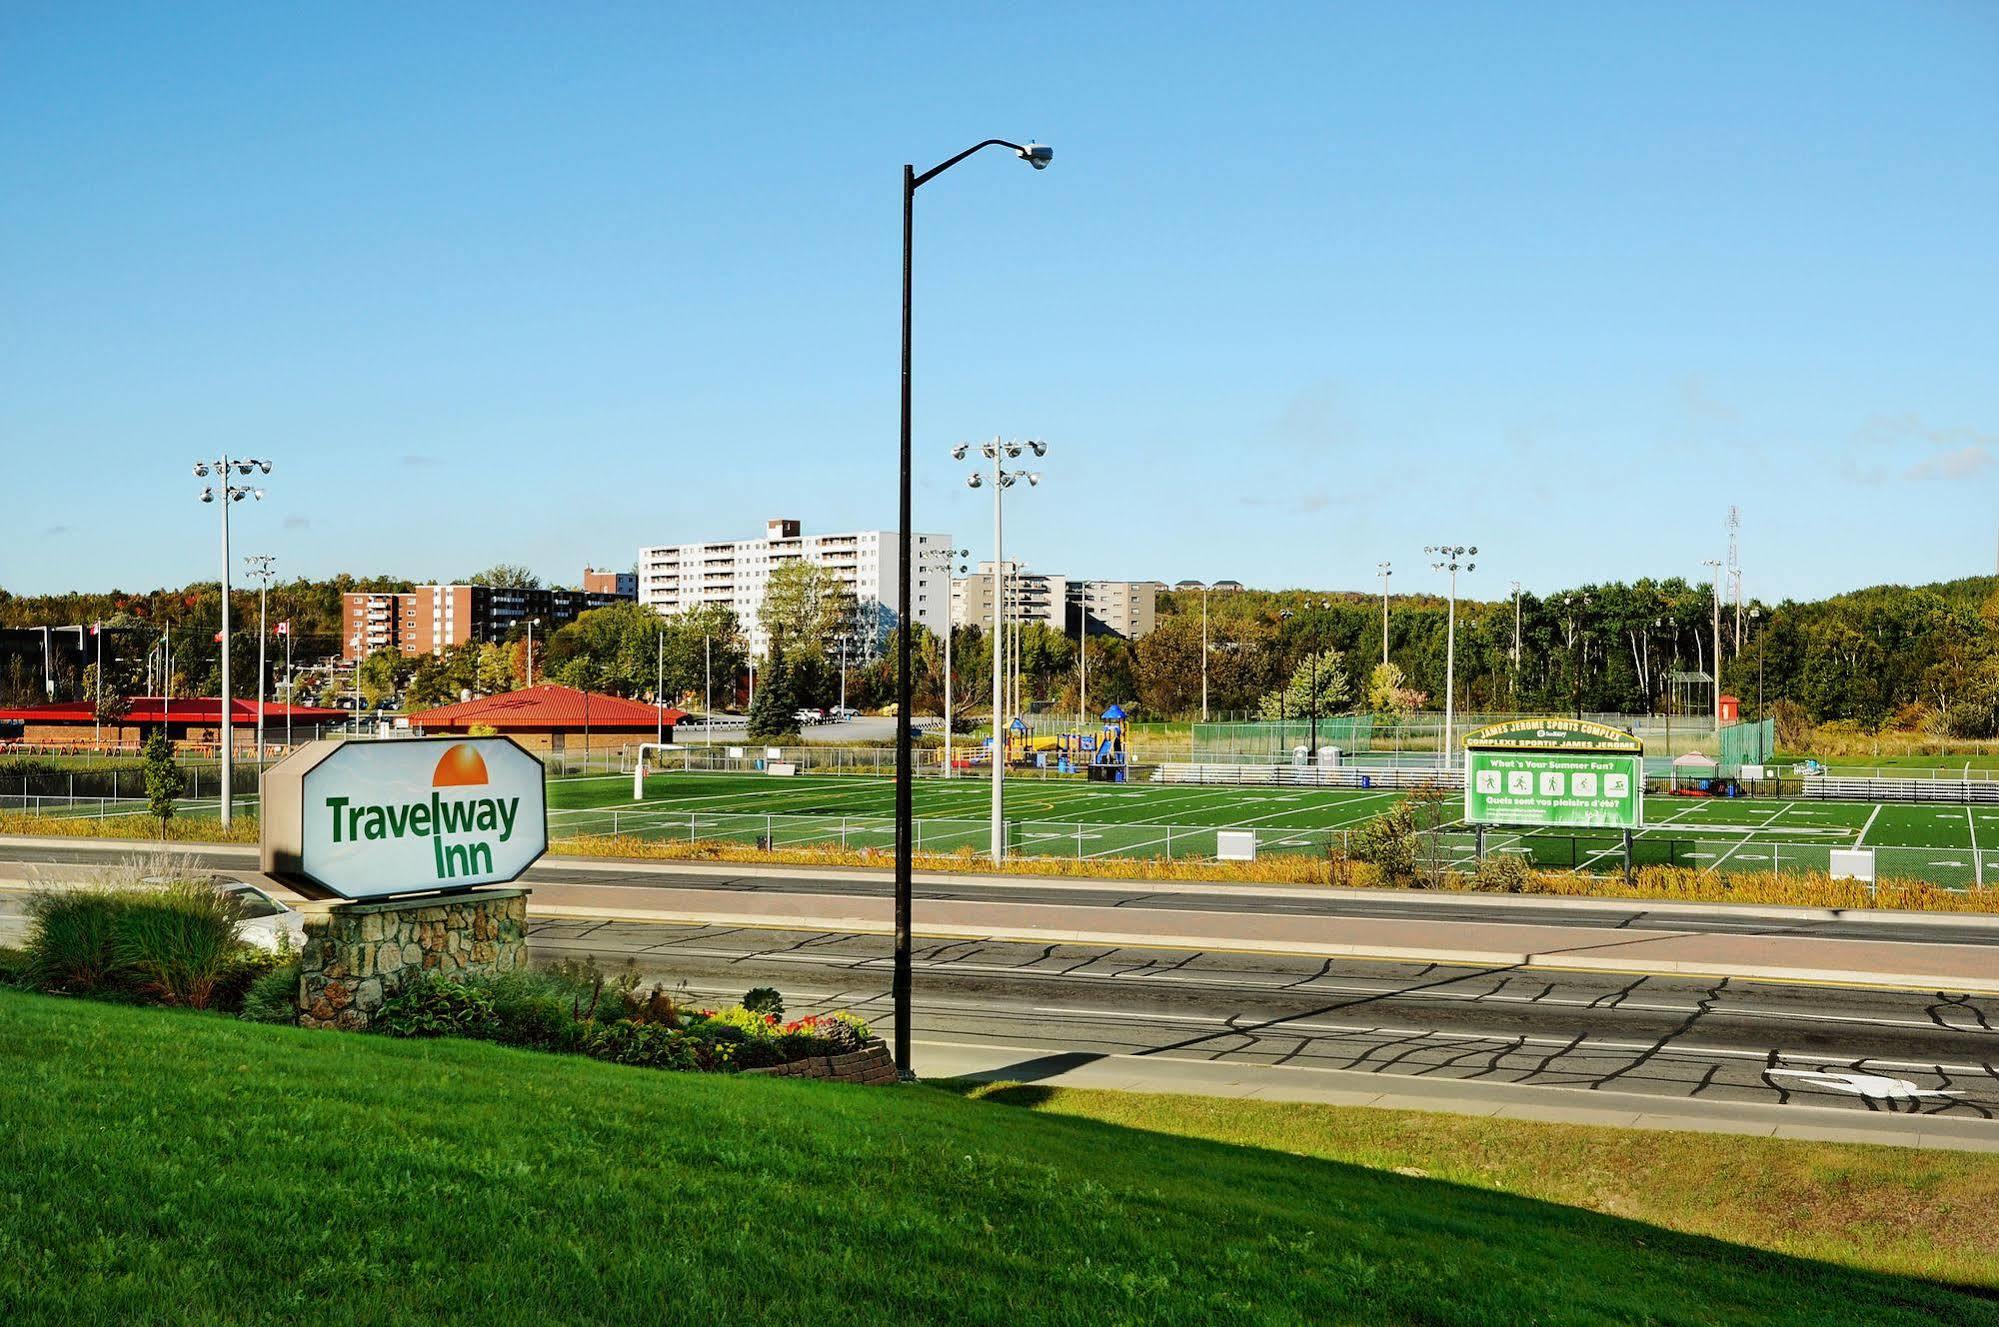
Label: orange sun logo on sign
xmin=432 ymin=743 xmax=490 ymax=788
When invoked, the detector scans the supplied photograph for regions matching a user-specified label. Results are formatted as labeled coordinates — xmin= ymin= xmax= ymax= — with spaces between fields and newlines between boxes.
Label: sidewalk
xmin=914 ymin=1037 xmax=1999 ymax=1153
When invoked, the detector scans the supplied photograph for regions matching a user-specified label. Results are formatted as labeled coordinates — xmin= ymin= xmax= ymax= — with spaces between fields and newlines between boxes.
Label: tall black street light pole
xmin=895 ymin=137 xmax=1051 ymax=1078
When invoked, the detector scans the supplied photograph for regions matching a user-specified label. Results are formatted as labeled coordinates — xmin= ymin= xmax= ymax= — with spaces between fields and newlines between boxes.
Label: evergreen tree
xmin=141 ymin=730 xmax=185 ymax=836
xmin=745 ymin=652 xmax=801 ymax=741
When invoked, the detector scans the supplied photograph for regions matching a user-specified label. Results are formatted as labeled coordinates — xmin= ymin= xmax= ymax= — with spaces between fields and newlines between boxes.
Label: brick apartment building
xmin=341 ymin=572 xmax=635 ymax=661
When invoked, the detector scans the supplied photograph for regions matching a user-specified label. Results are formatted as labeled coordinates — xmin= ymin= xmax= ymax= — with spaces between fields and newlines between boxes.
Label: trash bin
xmin=1361 ymin=775 xmax=1372 ymax=790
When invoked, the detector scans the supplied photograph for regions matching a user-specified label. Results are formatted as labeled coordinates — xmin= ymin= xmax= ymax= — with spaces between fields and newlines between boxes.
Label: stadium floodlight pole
xmin=1702 ymin=559 xmax=1724 ymax=732
xmin=1749 ymin=607 xmax=1765 ymax=721
xmin=704 ymin=634 xmax=712 ymax=746
xmin=656 ymin=629 xmax=665 ymax=748
xmin=1277 ymin=608 xmax=1295 ymax=756
xmin=1076 ymin=579 xmax=1089 ymax=728
xmin=1426 ymin=546 xmax=1476 ymax=772
xmin=194 ymin=455 xmax=270 ymax=829
xmin=1376 ymin=563 xmax=1392 ymax=667
xmin=245 ymin=554 xmax=276 ymax=768
xmin=920 ymin=547 xmax=970 ymax=777
xmin=899 ymin=139 xmax=1052 ymax=1077
xmin=1199 ymin=583 xmax=1210 ymax=723
xmin=955 ymin=439 xmax=1045 ymax=864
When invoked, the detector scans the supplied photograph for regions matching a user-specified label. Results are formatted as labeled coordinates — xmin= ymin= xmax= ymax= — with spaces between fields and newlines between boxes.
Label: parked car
xmin=793 ymin=707 xmax=825 ymax=724
xmin=830 ymin=706 xmax=860 ymax=720
xmin=141 ymin=874 xmax=309 ymax=953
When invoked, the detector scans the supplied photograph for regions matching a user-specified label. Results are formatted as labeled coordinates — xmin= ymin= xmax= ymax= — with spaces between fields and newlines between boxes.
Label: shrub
xmin=583 ymin=1020 xmax=706 ymax=1071
xmin=374 ymin=973 xmax=499 ymax=1039
xmin=239 ymin=960 xmax=302 ymax=1025
xmin=24 ymin=889 xmax=125 ymax=993
xmin=1473 ymin=852 xmax=1538 ymax=894
xmin=0 ymin=945 xmax=29 ymax=988
xmin=1349 ymin=802 xmax=1422 ymax=885
xmin=615 ymin=980 xmax=693 ymax=1028
xmin=743 ymin=986 xmax=784 ymax=1019
xmin=485 ymin=970 xmax=589 ymax=1051
xmin=113 ymin=882 xmax=247 ymax=1009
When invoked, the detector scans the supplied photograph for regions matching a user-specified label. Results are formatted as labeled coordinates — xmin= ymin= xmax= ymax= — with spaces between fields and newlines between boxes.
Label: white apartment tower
xmin=639 ymin=518 xmax=953 ymax=655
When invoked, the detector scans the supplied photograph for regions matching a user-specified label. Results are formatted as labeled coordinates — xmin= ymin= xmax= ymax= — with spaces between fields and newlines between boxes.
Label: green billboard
xmin=1462 ymin=719 xmax=1644 ymax=831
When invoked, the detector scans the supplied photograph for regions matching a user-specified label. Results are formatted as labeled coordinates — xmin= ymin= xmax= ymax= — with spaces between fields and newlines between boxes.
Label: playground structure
xmin=973 ymin=705 xmax=1134 ymax=781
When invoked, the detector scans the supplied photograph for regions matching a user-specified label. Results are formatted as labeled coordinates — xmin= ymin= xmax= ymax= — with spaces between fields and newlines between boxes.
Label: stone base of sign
xmin=296 ymin=888 xmax=529 ymax=1031
xmin=739 ymin=1038 xmax=899 ymax=1086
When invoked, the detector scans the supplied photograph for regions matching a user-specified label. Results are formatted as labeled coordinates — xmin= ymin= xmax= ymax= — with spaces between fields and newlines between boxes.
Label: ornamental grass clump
xmin=112 ymin=881 xmax=244 ymax=1009
xmin=23 ymin=889 xmax=125 ymax=994
xmin=24 ymin=861 xmax=259 ymax=1010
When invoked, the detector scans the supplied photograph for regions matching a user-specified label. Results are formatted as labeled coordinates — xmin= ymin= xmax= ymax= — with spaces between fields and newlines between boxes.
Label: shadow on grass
xmin=927 ymin=1077 xmax=1999 ymax=1325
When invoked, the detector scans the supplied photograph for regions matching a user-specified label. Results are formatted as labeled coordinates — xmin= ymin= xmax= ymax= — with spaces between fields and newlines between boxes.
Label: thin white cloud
xmin=1904 ymin=445 xmax=1993 ymax=482
xmin=1855 ymin=413 xmax=1994 ymax=484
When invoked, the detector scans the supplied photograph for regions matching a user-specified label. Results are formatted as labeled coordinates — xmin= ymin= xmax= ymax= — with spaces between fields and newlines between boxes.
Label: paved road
xmin=2 ymin=839 xmax=1992 ymax=947
xmin=524 ymin=915 xmax=1999 ymax=1128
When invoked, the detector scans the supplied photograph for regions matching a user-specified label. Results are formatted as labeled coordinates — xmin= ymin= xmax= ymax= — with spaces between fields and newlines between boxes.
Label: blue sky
xmin=3 ymin=2 xmax=1994 ymax=602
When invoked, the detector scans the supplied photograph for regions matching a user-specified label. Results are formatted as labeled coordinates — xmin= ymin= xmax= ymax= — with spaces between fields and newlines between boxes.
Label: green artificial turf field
xmin=546 ymin=770 xmax=1999 ymax=886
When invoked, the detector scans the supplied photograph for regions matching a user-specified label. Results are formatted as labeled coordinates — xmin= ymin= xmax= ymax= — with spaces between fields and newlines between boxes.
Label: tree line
xmin=7 ymin=569 xmax=1997 ymax=737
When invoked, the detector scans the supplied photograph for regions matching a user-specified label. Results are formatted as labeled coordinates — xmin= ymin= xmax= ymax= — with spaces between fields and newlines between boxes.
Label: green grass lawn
xmin=3 ymin=988 xmax=1996 ymax=1326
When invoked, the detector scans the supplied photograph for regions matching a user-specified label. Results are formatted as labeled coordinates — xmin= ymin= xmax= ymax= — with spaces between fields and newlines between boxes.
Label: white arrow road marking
xmin=1764 ymin=1069 xmax=1960 ymax=1100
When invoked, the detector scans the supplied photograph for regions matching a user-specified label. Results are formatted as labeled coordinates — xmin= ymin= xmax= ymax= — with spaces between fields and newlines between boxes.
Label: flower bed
xmin=365 ymin=963 xmax=889 ymax=1082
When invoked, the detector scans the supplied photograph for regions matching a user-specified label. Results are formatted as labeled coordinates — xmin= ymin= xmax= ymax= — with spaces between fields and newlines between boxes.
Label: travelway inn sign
xmin=262 ymin=737 xmax=549 ymax=901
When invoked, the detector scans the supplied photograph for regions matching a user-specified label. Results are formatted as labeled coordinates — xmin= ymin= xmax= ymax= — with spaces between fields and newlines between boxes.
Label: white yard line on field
xmin=1856 ymin=803 xmax=1884 ymax=847
xmin=1703 ymin=803 xmax=1792 ymax=875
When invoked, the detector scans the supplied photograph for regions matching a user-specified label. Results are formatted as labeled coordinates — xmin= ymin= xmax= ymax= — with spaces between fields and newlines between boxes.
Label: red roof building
xmin=408 ymin=684 xmax=688 ymax=756
xmin=0 ymin=696 xmax=346 ymax=754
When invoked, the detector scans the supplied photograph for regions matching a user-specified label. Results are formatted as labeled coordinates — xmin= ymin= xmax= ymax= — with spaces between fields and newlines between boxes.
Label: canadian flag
xmin=275 ymin=621 xmax=290 ymax=636
xmin=89 ymin=623 xmax=101 ymax=636
xmin=213 ymin=630 xmax=224 ymax=643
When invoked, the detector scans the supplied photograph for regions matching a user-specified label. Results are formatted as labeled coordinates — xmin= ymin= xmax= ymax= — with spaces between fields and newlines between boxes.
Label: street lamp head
xmin=1017 ymin=142 xmax=1053 ymax=170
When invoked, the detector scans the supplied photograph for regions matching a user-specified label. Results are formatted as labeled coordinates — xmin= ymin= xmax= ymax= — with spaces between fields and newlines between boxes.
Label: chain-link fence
xmin=550 ymin=805 xmax=1348 ymax=863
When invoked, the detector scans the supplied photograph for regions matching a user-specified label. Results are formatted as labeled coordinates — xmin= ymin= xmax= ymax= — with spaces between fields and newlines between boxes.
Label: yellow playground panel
xmin=999 ymin=706 xmax=1133 ymax=781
